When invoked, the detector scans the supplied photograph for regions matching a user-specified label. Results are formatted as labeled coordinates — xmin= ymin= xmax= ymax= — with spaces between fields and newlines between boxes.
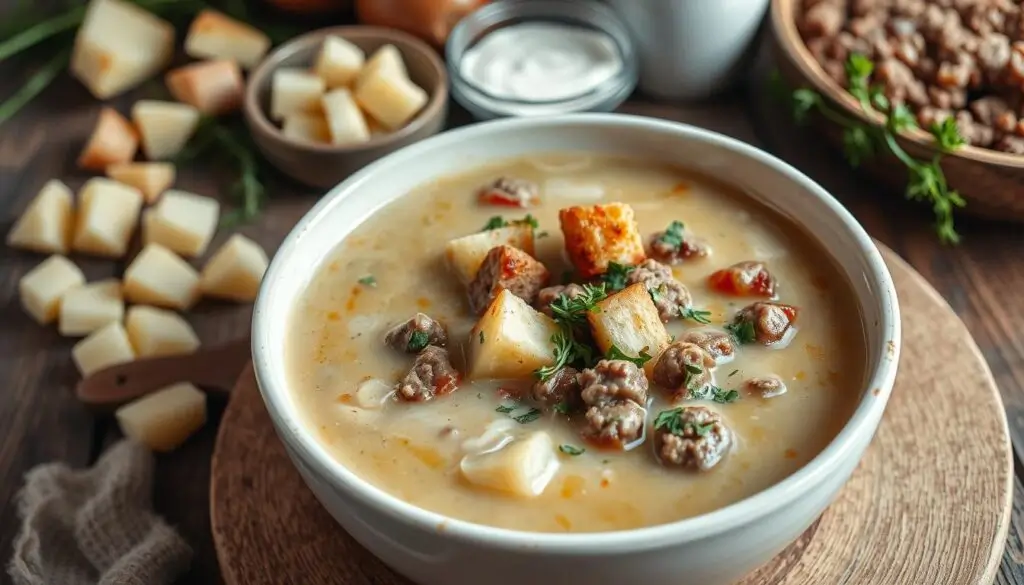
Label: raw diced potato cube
xmin=6 ymin=179 xmax=74 ymax=254
xmin=354 ymin=66 xmax=428 ymax=130
xmin=166 ymin=59 xmax=244 ymax=115
xmin=588 ymin=283 xmax=671 ymax=376
xmin=145 ymin=190 xmax=220 ymax=257
xmin=72 ymin=321 xmax=135 ymax=376
xmin=59 ymin=279 xmax=124 ymax=337
xmin=270 ymin=68 xmax=325 ymax=121
xmin=459 ymin=431 xmax=560 ymax=497
xmin=77 ymin=107 xmax=138 ymax=171
xmin=115 ymin=382 xmax=206 ymax=452
xmin=199 ymin=234 xmax=269 ymax=302
xmin=184 ymin=9 xmax=270 ymax=70
xmin=355 ymin=44 xmax=406 ymax=87
xmin=18 ymin=255 xmax=86 ymax=324
xmin=445 ymin=225 xmax=535 ymax=285
xmin=70 ymin=0 xmax=175 ymax=99
xmin=468 ymin=289 xmax=559 ymax=380
xmin=314 ymin=35 xmax=365 ymax=88
xmin=72 ymin=178 xmax=144 ymax=258
xmin=281 ymin=112 xmax=331 ymax=144
xmin=132 ymin=100 xmax=201 ymax=161
xmin=123 ymin=243 xmax=200 ymax=310
xmin=559 ymin=203 xmax=646 ymax=278
xmin=126 ymin=305 xmax=200 ymax=357
xmin=321 ymin=88 xmax=370 ymax=144
xmin=106 ymin=162 xmax=175 ymax=204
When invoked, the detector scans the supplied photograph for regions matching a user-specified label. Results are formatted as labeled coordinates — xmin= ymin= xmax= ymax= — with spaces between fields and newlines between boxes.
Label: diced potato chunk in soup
xmin=287 ymin=155 xmax=865 ymax=533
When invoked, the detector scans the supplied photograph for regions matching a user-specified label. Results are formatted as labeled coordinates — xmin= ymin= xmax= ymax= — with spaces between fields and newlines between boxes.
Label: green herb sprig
xmin=605 ymin=344 xmax=652 ymax=368
xmin=657 ymin=220 xmax=686 ymax=248
xmin=772 ymin=54 xmax=966 ymax=244
xmin=481 ymin=214 xmax=539 ymax=231
xmin=535 ymin=284 xmax=607 ymax=380
xmin=654 ymin=408 xmax=715 ymax=437
xmin=602 ymin=262 xmax=634 ymax=291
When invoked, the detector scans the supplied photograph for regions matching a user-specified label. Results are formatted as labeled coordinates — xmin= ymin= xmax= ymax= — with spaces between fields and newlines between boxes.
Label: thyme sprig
xmin=772 ymin=54 xmax=966 ymax=244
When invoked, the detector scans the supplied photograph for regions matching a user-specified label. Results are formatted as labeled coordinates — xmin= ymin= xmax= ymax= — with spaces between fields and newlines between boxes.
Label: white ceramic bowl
xmin=252 ymin=114 xmax=901 ymax=585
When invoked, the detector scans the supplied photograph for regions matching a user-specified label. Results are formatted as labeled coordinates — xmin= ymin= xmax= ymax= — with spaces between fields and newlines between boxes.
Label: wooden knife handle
xmin=76 ymin=337 xmax=252 ymax=410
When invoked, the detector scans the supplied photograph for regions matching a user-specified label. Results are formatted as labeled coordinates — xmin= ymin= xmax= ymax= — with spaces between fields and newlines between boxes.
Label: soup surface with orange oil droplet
xmin=286 ymin=154 xmax=865 ymax=533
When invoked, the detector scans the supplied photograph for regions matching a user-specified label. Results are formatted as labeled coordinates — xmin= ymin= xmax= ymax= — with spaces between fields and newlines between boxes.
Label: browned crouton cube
xmin=559 ymin=203 xmax=646 ymax=278
xmin=467 ymin=245 xmax=550 ymax=315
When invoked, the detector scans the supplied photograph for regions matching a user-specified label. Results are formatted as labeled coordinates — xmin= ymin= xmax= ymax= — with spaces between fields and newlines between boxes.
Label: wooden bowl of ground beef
xmin=771 ymin=0 xmax=1024 ymax=224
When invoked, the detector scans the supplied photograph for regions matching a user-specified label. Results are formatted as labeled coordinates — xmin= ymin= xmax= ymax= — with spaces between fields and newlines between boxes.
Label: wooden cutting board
xmin=210 ymin=244 xmax=1013 ymax=585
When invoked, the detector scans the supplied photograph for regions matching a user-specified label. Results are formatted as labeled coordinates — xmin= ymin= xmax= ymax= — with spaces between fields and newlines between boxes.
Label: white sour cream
xmin=459 ymin=22 xmax=624 ymax=102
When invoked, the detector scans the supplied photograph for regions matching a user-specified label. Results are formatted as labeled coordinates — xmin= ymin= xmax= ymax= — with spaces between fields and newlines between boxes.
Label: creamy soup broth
xmin=286 ymin=155 xmax=865 ymax=533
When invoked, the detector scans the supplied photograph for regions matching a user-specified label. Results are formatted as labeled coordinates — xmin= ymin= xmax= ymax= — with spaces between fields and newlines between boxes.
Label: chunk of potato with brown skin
xmin=444 ymin=225 xmax=535 ymax=285
xmin=559 ymin=203 xmax=646 ymax=278
xmin=468 ymin=289 xmax=560 ymax=380
xmin=165 ymin=59 xmax=245 ymax=115
xmin=77 ymin=108 xmax=139 ymax=171
xmin=106 ymin=163 xmax=175 ymax=204
xmin=6 ymin=180 xmax=74 ymax=254
xmin=587 ymin=283 xmax=671 ymax=377
xmin=467 ymin=245 xmax=550 ymax=315
xmin=184 ymin=9 xmax=270 ymax=70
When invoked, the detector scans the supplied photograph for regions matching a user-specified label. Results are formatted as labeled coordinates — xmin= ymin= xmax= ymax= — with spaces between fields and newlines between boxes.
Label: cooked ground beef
xmin=478 ymin=176 xmax=539 ymax=207
xmin=384 ymin=313 xmax=447 ymax=353
xmin=534 ymin=283 xmax=587 ymax=318
xmin=583 ymin=401 xmax=646 ymax=448
xmin=396 ymin=345 xmax=460 ymax=401
xmin=652 ymin=342 xmax=717 ymax=396
xmin=678 ymin=330 xmax=735 ymax=361
xmin=649 ymin=233 xmax=711 ymax=264
xmin=733 ymin=302 xmax=800 ymax=345
xmin=707 ymin=261 xmax=777 ymax=298
xmin=467 ymin=244 xmax=550 ymax=314
xmin=625 ymin=259 xmax=693 ymax=322
xmin=653 ymin=406 xmax=732 ymax=471
xmin=744 ymin=375 xmax=789 ymax=398
xmin=798 ymin=0 xmax=1024 ymax=154
xmin=532 ymin=366 xmax=582 ymax=411
xmin=579 ymin=360 xmax=649 ymax=407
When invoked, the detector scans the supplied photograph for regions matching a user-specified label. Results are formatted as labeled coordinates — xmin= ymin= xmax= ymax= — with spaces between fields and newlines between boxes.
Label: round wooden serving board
xmin=210 ymin=245 xmax=1013 ymax=585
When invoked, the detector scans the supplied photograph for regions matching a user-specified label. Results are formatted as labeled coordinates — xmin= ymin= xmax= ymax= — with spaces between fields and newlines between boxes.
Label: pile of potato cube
xmin=271 ymin=37 xmax=429 ymax=145
xmin=7 ymin=0 xmax=281 ymax=453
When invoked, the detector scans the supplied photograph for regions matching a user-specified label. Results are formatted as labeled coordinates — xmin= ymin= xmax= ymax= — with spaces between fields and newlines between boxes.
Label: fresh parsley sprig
xmin=548 ymin=283 xmax=607 ymax=326
xmin=605 ymin=344 xmax=652 ymax=368
xmin=535 ymin=284 xmax=607 ymax=380
xmin=481 ymin=214 xmax=539 ymax=231
xmin=654 ymin=408 xmax=715 ymax=437
xmin=772 ymin=54 xmax=966 ymax=244
xmin=658 ymin=220 xmax=686 ymax=248
xmin=602 ymin=262 xmax=635 ymax=291
xmin=725 ymin=317 xmax=756 ymax=345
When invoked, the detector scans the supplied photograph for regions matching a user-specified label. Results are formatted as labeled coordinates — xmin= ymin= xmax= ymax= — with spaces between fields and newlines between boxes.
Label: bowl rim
xmin=243 ymin=25 xmax=449 ymax=154
xmin=769 ymin=0 xmax=1024 ymax=169
xmin=252 ymin=113 xmax=901 ymax=552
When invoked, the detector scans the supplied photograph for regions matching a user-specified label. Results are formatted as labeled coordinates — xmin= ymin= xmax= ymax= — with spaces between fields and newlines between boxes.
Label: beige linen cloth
xmin=8 ymin=440 xmax=192 ymax=585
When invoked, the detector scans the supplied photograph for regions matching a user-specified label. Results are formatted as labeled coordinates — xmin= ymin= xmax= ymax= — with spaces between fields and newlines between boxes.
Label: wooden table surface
xmin=2 ymin=24 xmax=1024 ymax=585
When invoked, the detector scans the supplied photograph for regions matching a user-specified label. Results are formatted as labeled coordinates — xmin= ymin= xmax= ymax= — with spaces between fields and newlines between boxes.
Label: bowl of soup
xmin=252 ymin=114 xmax=900 ymax=585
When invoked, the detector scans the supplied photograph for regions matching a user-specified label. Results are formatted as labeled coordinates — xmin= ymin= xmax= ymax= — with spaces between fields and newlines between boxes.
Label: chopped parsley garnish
xmin=649 ymin=287 xmax=661 ymax=304
xmin=553 ymin=401 xmax=571 ymax=415
xmin=728 ymin=369 xmax=740 ymax=377
xmin=481 ymin=214 xmax=540 ymax=231
xmin=559 ymin=444 xmax=585 ymax=456
xmin=602 ymin=262 xmax=635 ymax=291
xmin=683 ymin=363 xmax=704 ymax=389
xmin=406 ymin=330 xmax=430 ymax=352
xmin=534 ymin=284 xmax=606 ymax=380
xmin=479 ymin=331 xmax=485 ymax=344
xmin=537 ymin=231 xmax=549 ymax=238
xmin=679 ymin=307 xmax=712 ymax=324
xmin=606 ymin=344 xmax=652 ymax=368
xmin=357 ymin=275 xmax=377 ymax=287
xmin=657 ymin=220 xmax=686 ymax=249
xmin=548 ymin=283 xmax=607 ymax=325
xmin=495 ymin=403 xmax=517 ymax=414
xmin=513 ymin=408 xmax=542 ymax=424
xmin=726 ymin=317 xmax=757 ymax=344
xmin=654 ymin=407 xmax=715 ymax=437
xmin=711 ymin=386 xmax=740 ymax=403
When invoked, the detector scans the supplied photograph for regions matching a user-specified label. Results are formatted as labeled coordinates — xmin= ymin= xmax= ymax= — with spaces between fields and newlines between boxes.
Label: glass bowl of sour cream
xmin=446 ymin=0 xmax=638 ymax=119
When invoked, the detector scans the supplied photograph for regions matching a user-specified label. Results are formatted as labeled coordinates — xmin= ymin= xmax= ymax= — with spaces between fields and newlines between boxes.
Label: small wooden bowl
xmin=244 ymin=26 xmax=448 ymax=189
xmin=770 ymin=0 xmax=1024 ymax=221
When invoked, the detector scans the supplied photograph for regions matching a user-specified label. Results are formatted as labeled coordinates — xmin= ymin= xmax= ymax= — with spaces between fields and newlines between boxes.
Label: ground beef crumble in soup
xmin=287 ymin=155 xmax=865 ymax=533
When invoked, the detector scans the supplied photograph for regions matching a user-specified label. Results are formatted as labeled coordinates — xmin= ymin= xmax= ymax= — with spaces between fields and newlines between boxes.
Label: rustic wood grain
xmin=209 ymin=245 xmax=1011 ymax=585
